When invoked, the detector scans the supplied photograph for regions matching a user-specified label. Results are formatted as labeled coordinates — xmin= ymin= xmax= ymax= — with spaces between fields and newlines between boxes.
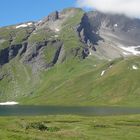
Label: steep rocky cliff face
xmin=77 ymin=11 xmax=140 ymax=59
xmin=0 ymin=8 xmax=86 ymax=73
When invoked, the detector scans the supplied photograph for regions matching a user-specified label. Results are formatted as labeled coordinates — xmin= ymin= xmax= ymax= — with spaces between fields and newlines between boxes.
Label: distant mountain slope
xmin=0 ymin=8 xmax=140 ymax=106
xmin=77 ymin=11 xmax=140 ymax=59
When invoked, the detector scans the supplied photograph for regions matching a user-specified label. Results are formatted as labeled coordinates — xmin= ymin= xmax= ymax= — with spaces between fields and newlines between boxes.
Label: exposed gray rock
xmin=19 ymin=42 xmax=28 ymax=56
xmin=0 ymin=44 xmax=23 ymax=65
xmin=0 ymin=71 xmax=9 ymax=81
xmin=37 ymin=11 xmax=59 ymax=27
xmin=77 ymin=13 xmax=103 ymax=45
xmin=82 ymin=48 xmax=90 ymax=59
xmin=20 ymin=40 xmax=63 ymax=73
xmin=47 ymin=11 xmax=59 ymax=22
xmin=0 ymin=47 xmax=9 ymax=65
xmin=9 ymin=44 xmax=22 ymax=59
xmin=51 ymin=41 xmax=63 ymax=64
xmin=77 ymin=11 xmax=140 ymax=59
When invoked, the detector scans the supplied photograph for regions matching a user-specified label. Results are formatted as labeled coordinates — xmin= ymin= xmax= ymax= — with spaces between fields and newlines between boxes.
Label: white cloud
xmin=76 ymin=0 xmax=140 ymax=18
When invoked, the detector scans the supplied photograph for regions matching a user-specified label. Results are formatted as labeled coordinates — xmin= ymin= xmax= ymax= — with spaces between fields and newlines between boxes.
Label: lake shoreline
xmin=0 ymin=105 xmax=140 ymax=116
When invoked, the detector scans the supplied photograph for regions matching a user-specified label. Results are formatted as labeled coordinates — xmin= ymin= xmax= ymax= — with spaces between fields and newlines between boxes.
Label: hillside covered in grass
xmin=0 ymin=8 xmax=140 ymax=106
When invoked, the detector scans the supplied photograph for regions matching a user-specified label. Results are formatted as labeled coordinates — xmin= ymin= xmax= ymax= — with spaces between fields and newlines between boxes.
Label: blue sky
xmin=0 ymin=0 xmax=77 ymax=27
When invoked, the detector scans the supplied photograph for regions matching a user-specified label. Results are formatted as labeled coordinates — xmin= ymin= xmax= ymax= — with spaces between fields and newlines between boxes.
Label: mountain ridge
xmin=0 ymin=8 xmax=140 ymax=106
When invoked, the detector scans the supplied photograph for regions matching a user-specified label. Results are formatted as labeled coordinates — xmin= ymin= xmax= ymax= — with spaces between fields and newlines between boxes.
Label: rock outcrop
xmin=77 ymin=11 xmax=140 ymax=59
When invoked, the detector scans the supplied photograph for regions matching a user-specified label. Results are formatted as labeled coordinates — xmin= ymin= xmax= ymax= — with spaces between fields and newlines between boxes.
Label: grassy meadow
xmin=0 ymin=114 xmax=140 ymax=140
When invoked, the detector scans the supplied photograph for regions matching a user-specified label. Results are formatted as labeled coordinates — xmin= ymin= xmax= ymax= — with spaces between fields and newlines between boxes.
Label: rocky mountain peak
xmin=1 ymin=8 xmax=140 ymax=70
xmin=47 ymin=11 xmax=59 ymax=22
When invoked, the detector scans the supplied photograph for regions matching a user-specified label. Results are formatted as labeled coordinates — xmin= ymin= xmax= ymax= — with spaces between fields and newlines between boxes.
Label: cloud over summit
xmin=76 ymin=0 xmax=140 ymax=18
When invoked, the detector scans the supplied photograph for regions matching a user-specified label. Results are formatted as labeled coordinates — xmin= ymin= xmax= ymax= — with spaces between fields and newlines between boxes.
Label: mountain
xmin=78 ymin=11 xmax=140 ymax=59
xmin=0 ymin=8 xmax=140 ymax=106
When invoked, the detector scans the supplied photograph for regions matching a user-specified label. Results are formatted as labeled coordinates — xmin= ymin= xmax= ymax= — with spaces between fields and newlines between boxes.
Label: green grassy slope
xmin=0 ymin=114 xmax=140 ymax=140
xmin=0 ymin=58 xmax=38 ymax=101
xmin=0 ymin=25 xmax=40 ymax=101
xmin=20 ymin=56 xmax=140 ymax=107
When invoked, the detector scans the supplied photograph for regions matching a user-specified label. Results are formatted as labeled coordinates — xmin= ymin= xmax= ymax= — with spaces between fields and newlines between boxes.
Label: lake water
xmin=0 ymin=106 xmax=140 ymax=116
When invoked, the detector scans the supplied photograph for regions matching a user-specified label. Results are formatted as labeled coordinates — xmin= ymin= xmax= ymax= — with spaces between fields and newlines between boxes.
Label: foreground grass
xmin=0 ymin=114 xmax=140 ymax=140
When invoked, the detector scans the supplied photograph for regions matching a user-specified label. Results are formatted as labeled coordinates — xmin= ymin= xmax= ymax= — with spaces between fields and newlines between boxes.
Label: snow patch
xmin=123 ymin=52 xmax=130 ymax=55
xmin=114 ymin=24 xmax=118 ymax=27
xmin=16 ymin=22 xmax=33 ymax=29
xmin=119 ymin=46 xmax=140 ymax=55
xmin=38 ymin=20 xmax=42 ymax=23
xmin=16 ymin=24 xmax=28 ymax=28
xmin=0 ymin=101 xmax=19 ymax=105
xmin=132 ymin=65 xmax=138 ymax=70
xmin=27 ymin=22 xmax=32 ymax=26
xmin=101 ymin=70 xmax=106 ymax=76
xmin=55 ymin=28 xmax=60 ymax=32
